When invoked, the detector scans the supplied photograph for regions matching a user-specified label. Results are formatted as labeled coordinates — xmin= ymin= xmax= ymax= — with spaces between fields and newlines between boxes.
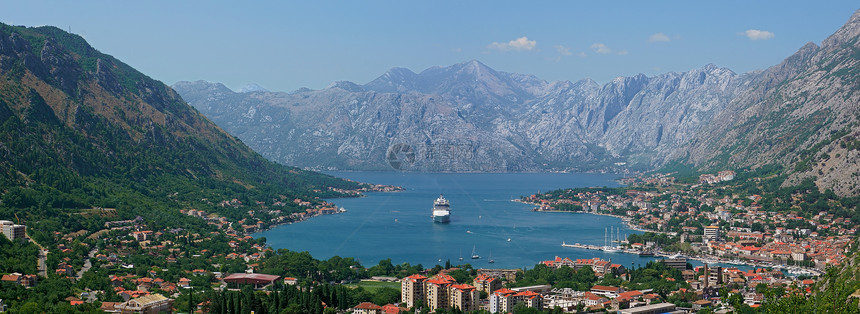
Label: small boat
xmin=466 ymin=230 xmax=472 ymax=234
xmin=471 ymin=245 xmax=480 ymax=259
xmin=459 ymin=249 xmax=464 ymax=261
xmin=488 ymin=250 xmax=495 ymax=264
xmin=506 ymin=238 xmax=511 ymax=242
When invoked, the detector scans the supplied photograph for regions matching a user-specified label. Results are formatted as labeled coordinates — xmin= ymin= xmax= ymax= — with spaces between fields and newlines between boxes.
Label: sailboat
xmin=602 ymin=226 xmax=620 ymax=253
xmin=471 ymin=245 xmax=480 ymax=259
xmin=459 ymin=249 xmax=464 ymax=261
xmin=488 ymin=250 xmax=495 ymax=264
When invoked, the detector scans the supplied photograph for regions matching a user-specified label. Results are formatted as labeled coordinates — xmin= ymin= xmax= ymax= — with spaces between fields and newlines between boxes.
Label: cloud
xmin=616 ymin=50 xmax=629 ymax=55
xmin=743 ymin=29 xmax=774 ymax=40
xmin=590 ymin=43 xmax=613 ymax=54
xmin=488 ymin=36 xmax=537 ymax=51
xmin=555 ymin=45 xmax=573 ymax=56
xmin=648 ymin=32 xmax=671 ymax=43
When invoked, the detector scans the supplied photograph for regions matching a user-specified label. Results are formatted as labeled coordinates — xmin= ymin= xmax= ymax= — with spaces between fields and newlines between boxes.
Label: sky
xmin=3 ymin=1 xmax=860 ymax=92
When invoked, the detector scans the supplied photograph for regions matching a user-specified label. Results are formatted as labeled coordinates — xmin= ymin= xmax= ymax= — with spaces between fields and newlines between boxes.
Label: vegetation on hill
xmin=0 ymin=22 xmax=367 ymax=243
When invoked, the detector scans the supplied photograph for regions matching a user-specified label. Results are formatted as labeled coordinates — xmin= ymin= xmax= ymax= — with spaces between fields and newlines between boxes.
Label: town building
xmin=114 ymin=294 xmax=173 ymax=313
xmin=223 ymin=273 xmax=280 ymax=290
xmin=590 ymin=285 xmax=624 ymax=298
xmin=704 ymin=226 xmax=721 ymax=242
xmin=618 ymin=302 xmax=677 ymax=314
xmin=352 ymin=302 xmax=383 ymax=314
xmin=477 ymin=268 xmax=518 ymax=281
xmin=425 ymin=275 xmax=455 ymax=312
xmin=0 ymin=220 xmax=26 ymax=240
xmin=400 ymin=274 xmax=426 ymax=309
xmin=449 ymin=284 xmax=479 ymax=312
xmin=473 ymin=273 xmax=501 ymax=293
xmin=488 ymin=288 xmax=544 ymax=313
xmin=660 ymin=258 xmax=688 ymax=271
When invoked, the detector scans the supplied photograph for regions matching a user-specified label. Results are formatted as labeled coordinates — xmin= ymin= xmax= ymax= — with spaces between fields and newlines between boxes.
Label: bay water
xmin=254 ymin=172 xmax=678 ymax=270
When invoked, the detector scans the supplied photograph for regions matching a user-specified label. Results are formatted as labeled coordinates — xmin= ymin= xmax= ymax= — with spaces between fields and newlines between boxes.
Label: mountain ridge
xmin=176 ymin=9 xmax=860 ymax=196
xmin=0 ymin=22 xmax=367 ymax=232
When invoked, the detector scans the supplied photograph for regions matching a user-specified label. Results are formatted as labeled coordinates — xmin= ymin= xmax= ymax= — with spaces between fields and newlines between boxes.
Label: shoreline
xmin=515 ymin=199 xmax=673 ymax=236
xmin=521 ymin=200 xmax=823 ymax=276
xmin=253 ymin=188 xmax=404 ymax=234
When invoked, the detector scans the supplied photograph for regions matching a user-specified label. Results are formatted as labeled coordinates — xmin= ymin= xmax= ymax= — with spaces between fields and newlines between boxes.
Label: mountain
xmin=237 ymin=83 xmax=268 ymax=93
xmin=0 ymin=23 xmax=364 ymax=233
xmin=176 ymin=10 xmax=860 ymax=196
xmin=175 ymin=61 xmax=746 ymax=173
xmin=674 ymin=10 xmax=860 ymax=196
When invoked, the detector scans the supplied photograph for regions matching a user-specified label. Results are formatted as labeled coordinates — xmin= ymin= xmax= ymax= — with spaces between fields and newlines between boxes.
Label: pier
xmin=561 ymin=242 xmax=603 ymax=251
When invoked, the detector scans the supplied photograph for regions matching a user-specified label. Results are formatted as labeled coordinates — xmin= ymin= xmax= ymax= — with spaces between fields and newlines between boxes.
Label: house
xmin=114 ymin=293 xmax=173 ymax=313
xmin=1 ymin=273 xmax=21 ymax=285
xmin=352 ymin=302 xmax=383 ymax=314
xmin=56 ymin=263 xmax=75 ymax=276
xmin=692 ymin=299 xmax=712 ymax=311
xmin=381 ymin=303 xmax=407 ymax=314
xmin=100 ymin=302 xmax=121 ymax=313
xmin=283 ymin=277 xmax=298 ymax=285
xmin=1 ymin=273 xmax=36 ymax=287
xmin=591 ymin=285 xmax=624 ymax=298
xmin=581 ymin=292 xmax=608 ymax=306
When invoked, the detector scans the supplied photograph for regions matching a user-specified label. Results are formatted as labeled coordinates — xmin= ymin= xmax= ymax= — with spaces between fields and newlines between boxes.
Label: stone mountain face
xmin=674 ymin=9 xmax=860 ymax=196
xmin=174 ymin=60 xmax=749 ymax=173
xmin=174 ymin=9 xmax=860 ymax=196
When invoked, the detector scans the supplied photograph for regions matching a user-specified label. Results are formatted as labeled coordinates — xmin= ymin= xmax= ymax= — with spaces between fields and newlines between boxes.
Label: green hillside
xmin=0 ymin=23 xmax=363 ymax=242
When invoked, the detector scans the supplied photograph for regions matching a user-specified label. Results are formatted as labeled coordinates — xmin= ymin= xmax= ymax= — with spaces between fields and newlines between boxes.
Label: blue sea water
xmin=255 ymin=172 xmax=683 ymax=270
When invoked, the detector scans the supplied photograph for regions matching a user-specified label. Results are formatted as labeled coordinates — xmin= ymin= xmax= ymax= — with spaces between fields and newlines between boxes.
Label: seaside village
xmin=0 ymin=171 xmax=855 ymax=313
xmin=524 ymin=171 xmax=852 ymax=274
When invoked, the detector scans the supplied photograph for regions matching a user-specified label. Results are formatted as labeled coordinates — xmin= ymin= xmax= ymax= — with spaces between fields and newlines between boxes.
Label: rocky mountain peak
xmin=237 ymin=83 xmax=268 ymax=93
xmin=327 ymin=80 xmax=365 ymax=92
xmin=363 ymin=67 xmax=418 ymax=93
xmin=822 ymin=9 xmax=860 ymax=49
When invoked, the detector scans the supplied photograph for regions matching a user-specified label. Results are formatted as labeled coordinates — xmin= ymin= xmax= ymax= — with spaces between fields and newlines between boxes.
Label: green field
xmin=345 ymin=280 xmax=401 ymax=292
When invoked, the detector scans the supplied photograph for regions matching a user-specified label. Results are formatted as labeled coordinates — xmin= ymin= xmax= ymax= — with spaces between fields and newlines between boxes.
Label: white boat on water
xmin=471 ymin=245 xmax=480 ymax=259
xmin=432 ymin=194 xmax=451 ymax=223
xmin=602 ymin=226 xmax=621 ymax=253
xmin=602 ymin=246 xmax=620 ymax=253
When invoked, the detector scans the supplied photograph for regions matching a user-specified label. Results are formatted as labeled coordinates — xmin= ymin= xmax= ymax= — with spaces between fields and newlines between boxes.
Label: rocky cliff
xmin=175 ymin=60 xmax=747 ymax=172
xmin=176 ymin=10 xmax=860 ymax=196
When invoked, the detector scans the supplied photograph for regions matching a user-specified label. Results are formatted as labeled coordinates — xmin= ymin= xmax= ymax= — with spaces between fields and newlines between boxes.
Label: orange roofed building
xmin=400 ymin=274 xmax=427 ymax=308
xmin=489 ymin=288 xmax=543 ymax=313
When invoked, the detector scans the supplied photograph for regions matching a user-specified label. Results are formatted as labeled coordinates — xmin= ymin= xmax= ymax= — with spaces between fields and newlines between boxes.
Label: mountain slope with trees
xmin=0 ymin=22 xmax=365 ymax=243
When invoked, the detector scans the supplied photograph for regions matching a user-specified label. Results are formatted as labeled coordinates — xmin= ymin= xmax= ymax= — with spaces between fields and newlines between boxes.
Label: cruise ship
xmin=432 ymin=194 xmax=451 ymax=223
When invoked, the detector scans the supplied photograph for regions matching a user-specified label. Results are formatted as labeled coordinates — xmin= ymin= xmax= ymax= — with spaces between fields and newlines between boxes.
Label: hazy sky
xmin=4 ymin=1 xmax=859 ymax=92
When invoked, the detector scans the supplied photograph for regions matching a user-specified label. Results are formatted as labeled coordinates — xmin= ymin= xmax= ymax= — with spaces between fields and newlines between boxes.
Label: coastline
xmin=519 ymin=199 xmax=823 ymax=276
xmin=514 ymin=199 xmax=673 ymax=236
xmin=253 ymin=188 xmax=404 ymax=234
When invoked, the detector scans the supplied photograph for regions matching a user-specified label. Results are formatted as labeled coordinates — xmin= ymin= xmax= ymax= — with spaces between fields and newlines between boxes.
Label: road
xmin=26 ymin=229 xmax=48 ymax=278
xmin=76 ymin=248 xmax=98 ymax=279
